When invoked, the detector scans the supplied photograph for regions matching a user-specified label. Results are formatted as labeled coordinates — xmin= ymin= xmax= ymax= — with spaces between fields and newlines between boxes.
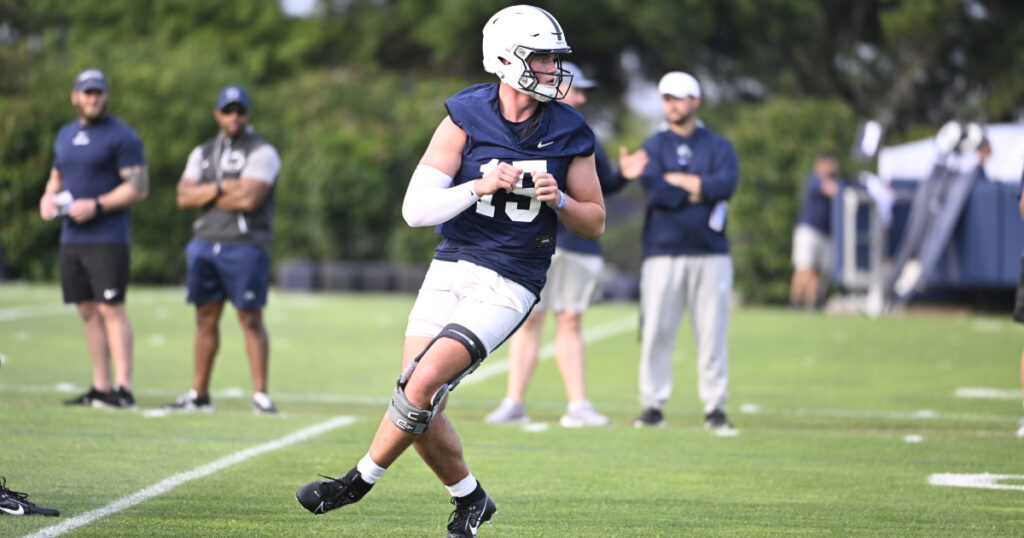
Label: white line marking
xmin=928 ymin=473 xmax=1024 ymax=491
xmin=714 ymin=428 xmax=740 ymax=437
xmin=955 ymin=387 xmax=1021 ymax=400
xmin=904 ymin=434 xmax=924 ymax=443
xmin=523 ymin=423 xmax=549 ymax=433
xmin=22 ymin=415 xmax=355 ymax=538
xmin=0 ymin=304 xmax=71 ymax=322
xmin=464 ymin=314 xmax=637 ymax=386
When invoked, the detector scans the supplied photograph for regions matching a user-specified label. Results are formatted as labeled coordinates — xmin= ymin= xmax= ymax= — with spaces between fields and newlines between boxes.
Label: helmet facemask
xmin=507 ymin=47 xmax=573 ymax=102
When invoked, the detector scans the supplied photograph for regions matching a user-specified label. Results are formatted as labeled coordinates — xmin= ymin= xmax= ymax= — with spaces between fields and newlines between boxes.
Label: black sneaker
xmin=633 ymin=407 xmax=665 ymax=428
xmin=104 ymin=386 xmax=137 ymax=409
xmin=63 ymin=387 xmax=110 ymax=408
xmin=296 ymin=468 xmax=373 ymax=514
xmin=161 ymin=390 xmax=214 ymax=412
xmin=704 ymin=408 xmax=733 ymax=430
xmin=446 ymin=490 xmax=497 ymax=538
xmin=0 ymin=477 xmax=59 ymax=516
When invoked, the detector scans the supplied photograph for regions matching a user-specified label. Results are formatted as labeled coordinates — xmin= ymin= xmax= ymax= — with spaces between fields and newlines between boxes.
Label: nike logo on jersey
xmin=0 ymin=504 xmax=25 ymax=515
xmin=537 ymin=140 xmax=554 ymax=148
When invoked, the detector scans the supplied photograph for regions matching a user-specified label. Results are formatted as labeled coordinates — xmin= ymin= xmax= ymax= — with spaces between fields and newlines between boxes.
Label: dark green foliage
xmin=1 ymin=0 xmax=1021 ymax=302
xmin=720 ymin=99 xmax=856 ymax=303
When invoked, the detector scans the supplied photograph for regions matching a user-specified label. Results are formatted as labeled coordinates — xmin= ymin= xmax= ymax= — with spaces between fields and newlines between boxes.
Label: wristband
xmin=94 ymin=198 xmax=103 ymax=214
xmin=554 ymin=189 xmax=566 ymax=210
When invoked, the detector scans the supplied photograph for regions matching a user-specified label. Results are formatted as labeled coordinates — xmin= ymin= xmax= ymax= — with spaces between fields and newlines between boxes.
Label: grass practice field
xmin=2 ymin=283 xmax=1023 ymax=537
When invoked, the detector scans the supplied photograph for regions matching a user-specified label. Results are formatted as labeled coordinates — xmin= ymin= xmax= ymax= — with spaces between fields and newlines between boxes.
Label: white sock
xmin=357 ymin=453 xmax=387 ymax=484
xmin=445 ymin=473 xmax=477 ymax=498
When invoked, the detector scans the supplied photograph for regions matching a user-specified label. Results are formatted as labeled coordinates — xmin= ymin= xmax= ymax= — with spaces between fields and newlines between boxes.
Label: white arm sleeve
xmin=402 ymin=164 xmax=480 ymax=227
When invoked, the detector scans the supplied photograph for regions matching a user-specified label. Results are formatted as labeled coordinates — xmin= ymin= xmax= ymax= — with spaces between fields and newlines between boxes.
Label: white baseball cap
xmin=658 ymin=71 xmax=701 ymax=99
xmin=561 ymin=61 xmax=597 ymax=89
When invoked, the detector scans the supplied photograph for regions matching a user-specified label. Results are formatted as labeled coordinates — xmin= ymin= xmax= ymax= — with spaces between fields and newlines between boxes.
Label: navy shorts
xmin=185 ymin=239 xmax=269 ymax=310
xmin=59 ymin=243 xmax=130 ymax=304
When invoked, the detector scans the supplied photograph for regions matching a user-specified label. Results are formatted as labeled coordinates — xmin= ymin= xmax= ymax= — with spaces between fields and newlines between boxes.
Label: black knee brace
xmin=387 ymin=324 xmax=487 ymax=434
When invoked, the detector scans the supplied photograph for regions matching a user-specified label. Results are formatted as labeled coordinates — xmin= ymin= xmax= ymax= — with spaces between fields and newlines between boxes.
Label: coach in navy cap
xmin=164 ymin=80 xmax=282 ymax=415
xmin=215 ymin=85 xmax=251 ymax=112
xmin=73 ymin=69 xmax=109 ymax=93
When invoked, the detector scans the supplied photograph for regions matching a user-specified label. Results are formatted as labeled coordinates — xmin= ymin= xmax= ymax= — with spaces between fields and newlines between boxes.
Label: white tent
xmin=877 ymin=123 xmax=1024 ymax=184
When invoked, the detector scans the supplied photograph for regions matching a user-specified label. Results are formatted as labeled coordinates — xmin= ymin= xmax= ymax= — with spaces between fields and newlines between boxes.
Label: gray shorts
xmin=536 ymin=248 xmax=604 ymax=313
xmin=791 ymin=224 xmax=831 ymax=272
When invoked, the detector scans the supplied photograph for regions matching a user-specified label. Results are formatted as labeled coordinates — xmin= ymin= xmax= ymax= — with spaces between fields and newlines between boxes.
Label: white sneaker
xmin=252 ymin=392 xmax=277 ymax=415
xmin=485 ymin=398 xmax=528 ymax=424
xmin=1016 ymin=420 xmax=1024 ymax=438
xmin=560 ymin=400 xmax=609 ymax=428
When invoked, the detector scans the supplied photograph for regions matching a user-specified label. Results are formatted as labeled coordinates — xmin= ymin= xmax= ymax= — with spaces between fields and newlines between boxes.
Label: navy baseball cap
xmin=73 ymin=69 xmax=108 ymax=92
xmin=216 ymin=85 xmax=251 ymax=111
xmin=561 ymin=62 xmax=596 ymax=89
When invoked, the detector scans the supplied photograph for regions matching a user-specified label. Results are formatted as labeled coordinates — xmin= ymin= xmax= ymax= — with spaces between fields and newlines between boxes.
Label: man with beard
xmin=630 ymin=71 xmax=739 ymax=430
xmin=163 ymin=85 xmax=281 ymax=415
xmin=39 ymin=69 xmax=149 ymax=409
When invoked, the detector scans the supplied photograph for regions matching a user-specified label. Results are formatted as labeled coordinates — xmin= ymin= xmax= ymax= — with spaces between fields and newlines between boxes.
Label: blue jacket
xmin=638 ymin=126 xmax=738 ymax=257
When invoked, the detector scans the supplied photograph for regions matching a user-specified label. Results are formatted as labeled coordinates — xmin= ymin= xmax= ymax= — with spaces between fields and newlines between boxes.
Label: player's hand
xmin=533 ymin=172 xmax=561 ymax=206
xmin=39 ymin=193 xmax=58 ymax=221
xmin=68 ymin=198 xmax=98 ymax=223
xmin=619 ymin=146 xmax=649 ymax=180
xmin=477 ymin=162 xmax=522 ymax=195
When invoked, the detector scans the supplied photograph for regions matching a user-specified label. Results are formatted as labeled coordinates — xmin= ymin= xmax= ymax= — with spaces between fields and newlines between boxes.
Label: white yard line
xmin=22 ymin=416 xmax=355 ymax=538
xmin=928 ymin=473 xmax=1024 ymax=491
xmin=0 ymin=304 xmax=72 ymax=322
xmin=464 ymin=314 xmax=638 ymax=386
xmin=954 ymin=387 xmax=1021 ymax=400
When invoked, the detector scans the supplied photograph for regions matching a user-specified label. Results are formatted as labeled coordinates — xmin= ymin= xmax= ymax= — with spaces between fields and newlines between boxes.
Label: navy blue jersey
xmin=52 ymin=116 xmax=146 ymax=244
xmin=797 ymin=172 xmax=832 ymax=235
xmin=435 ymin=83 xmax=595 ymax=295
xmin=638 ymin=126 xmax=738 ymax=257
xmin=1019 ymin=168 xmax=1024 ymax=259
xmin=556 ymin=143 xmax=628 ymax=255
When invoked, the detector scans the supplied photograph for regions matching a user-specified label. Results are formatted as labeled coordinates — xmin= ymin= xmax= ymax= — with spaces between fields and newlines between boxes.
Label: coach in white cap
xmin=630 ymin=71 xmax=739 ymax=430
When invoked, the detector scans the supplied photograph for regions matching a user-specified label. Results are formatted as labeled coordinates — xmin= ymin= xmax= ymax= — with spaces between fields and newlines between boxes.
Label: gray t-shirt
xmin=182 ymin=144 xmax=281 ymax=184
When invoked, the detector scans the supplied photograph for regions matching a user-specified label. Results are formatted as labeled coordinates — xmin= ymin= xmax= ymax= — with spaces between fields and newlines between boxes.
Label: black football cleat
xmin=63 ymin=387 xmax=110 ymax=408
xmin=446 ymin=491 xmax=496 ymax=537
xmin=296 ymin=468 xmax=373 ymax=514
xmin=0 ymin=477 xmax=59 ymax=516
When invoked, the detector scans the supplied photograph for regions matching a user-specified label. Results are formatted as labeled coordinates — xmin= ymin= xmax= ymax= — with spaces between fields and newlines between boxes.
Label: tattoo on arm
xmin=120 ymin=165 xmax=150 ymax=194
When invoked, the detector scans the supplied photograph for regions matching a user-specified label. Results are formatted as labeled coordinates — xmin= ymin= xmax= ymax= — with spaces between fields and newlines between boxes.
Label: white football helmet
xmin=482 ymin=5 xmax=573 ymax=102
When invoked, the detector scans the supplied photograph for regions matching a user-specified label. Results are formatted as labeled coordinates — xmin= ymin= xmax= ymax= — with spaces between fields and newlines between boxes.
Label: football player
xmin=296 ymin=5 xmax=605 ymax=537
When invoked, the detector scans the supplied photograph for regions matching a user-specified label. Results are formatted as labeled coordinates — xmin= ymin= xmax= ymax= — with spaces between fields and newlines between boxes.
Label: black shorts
xmin=58 ymin=243 xmax=130 ymax=304
xmin=1014 ymin=259 xmax=1024 ymax=323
